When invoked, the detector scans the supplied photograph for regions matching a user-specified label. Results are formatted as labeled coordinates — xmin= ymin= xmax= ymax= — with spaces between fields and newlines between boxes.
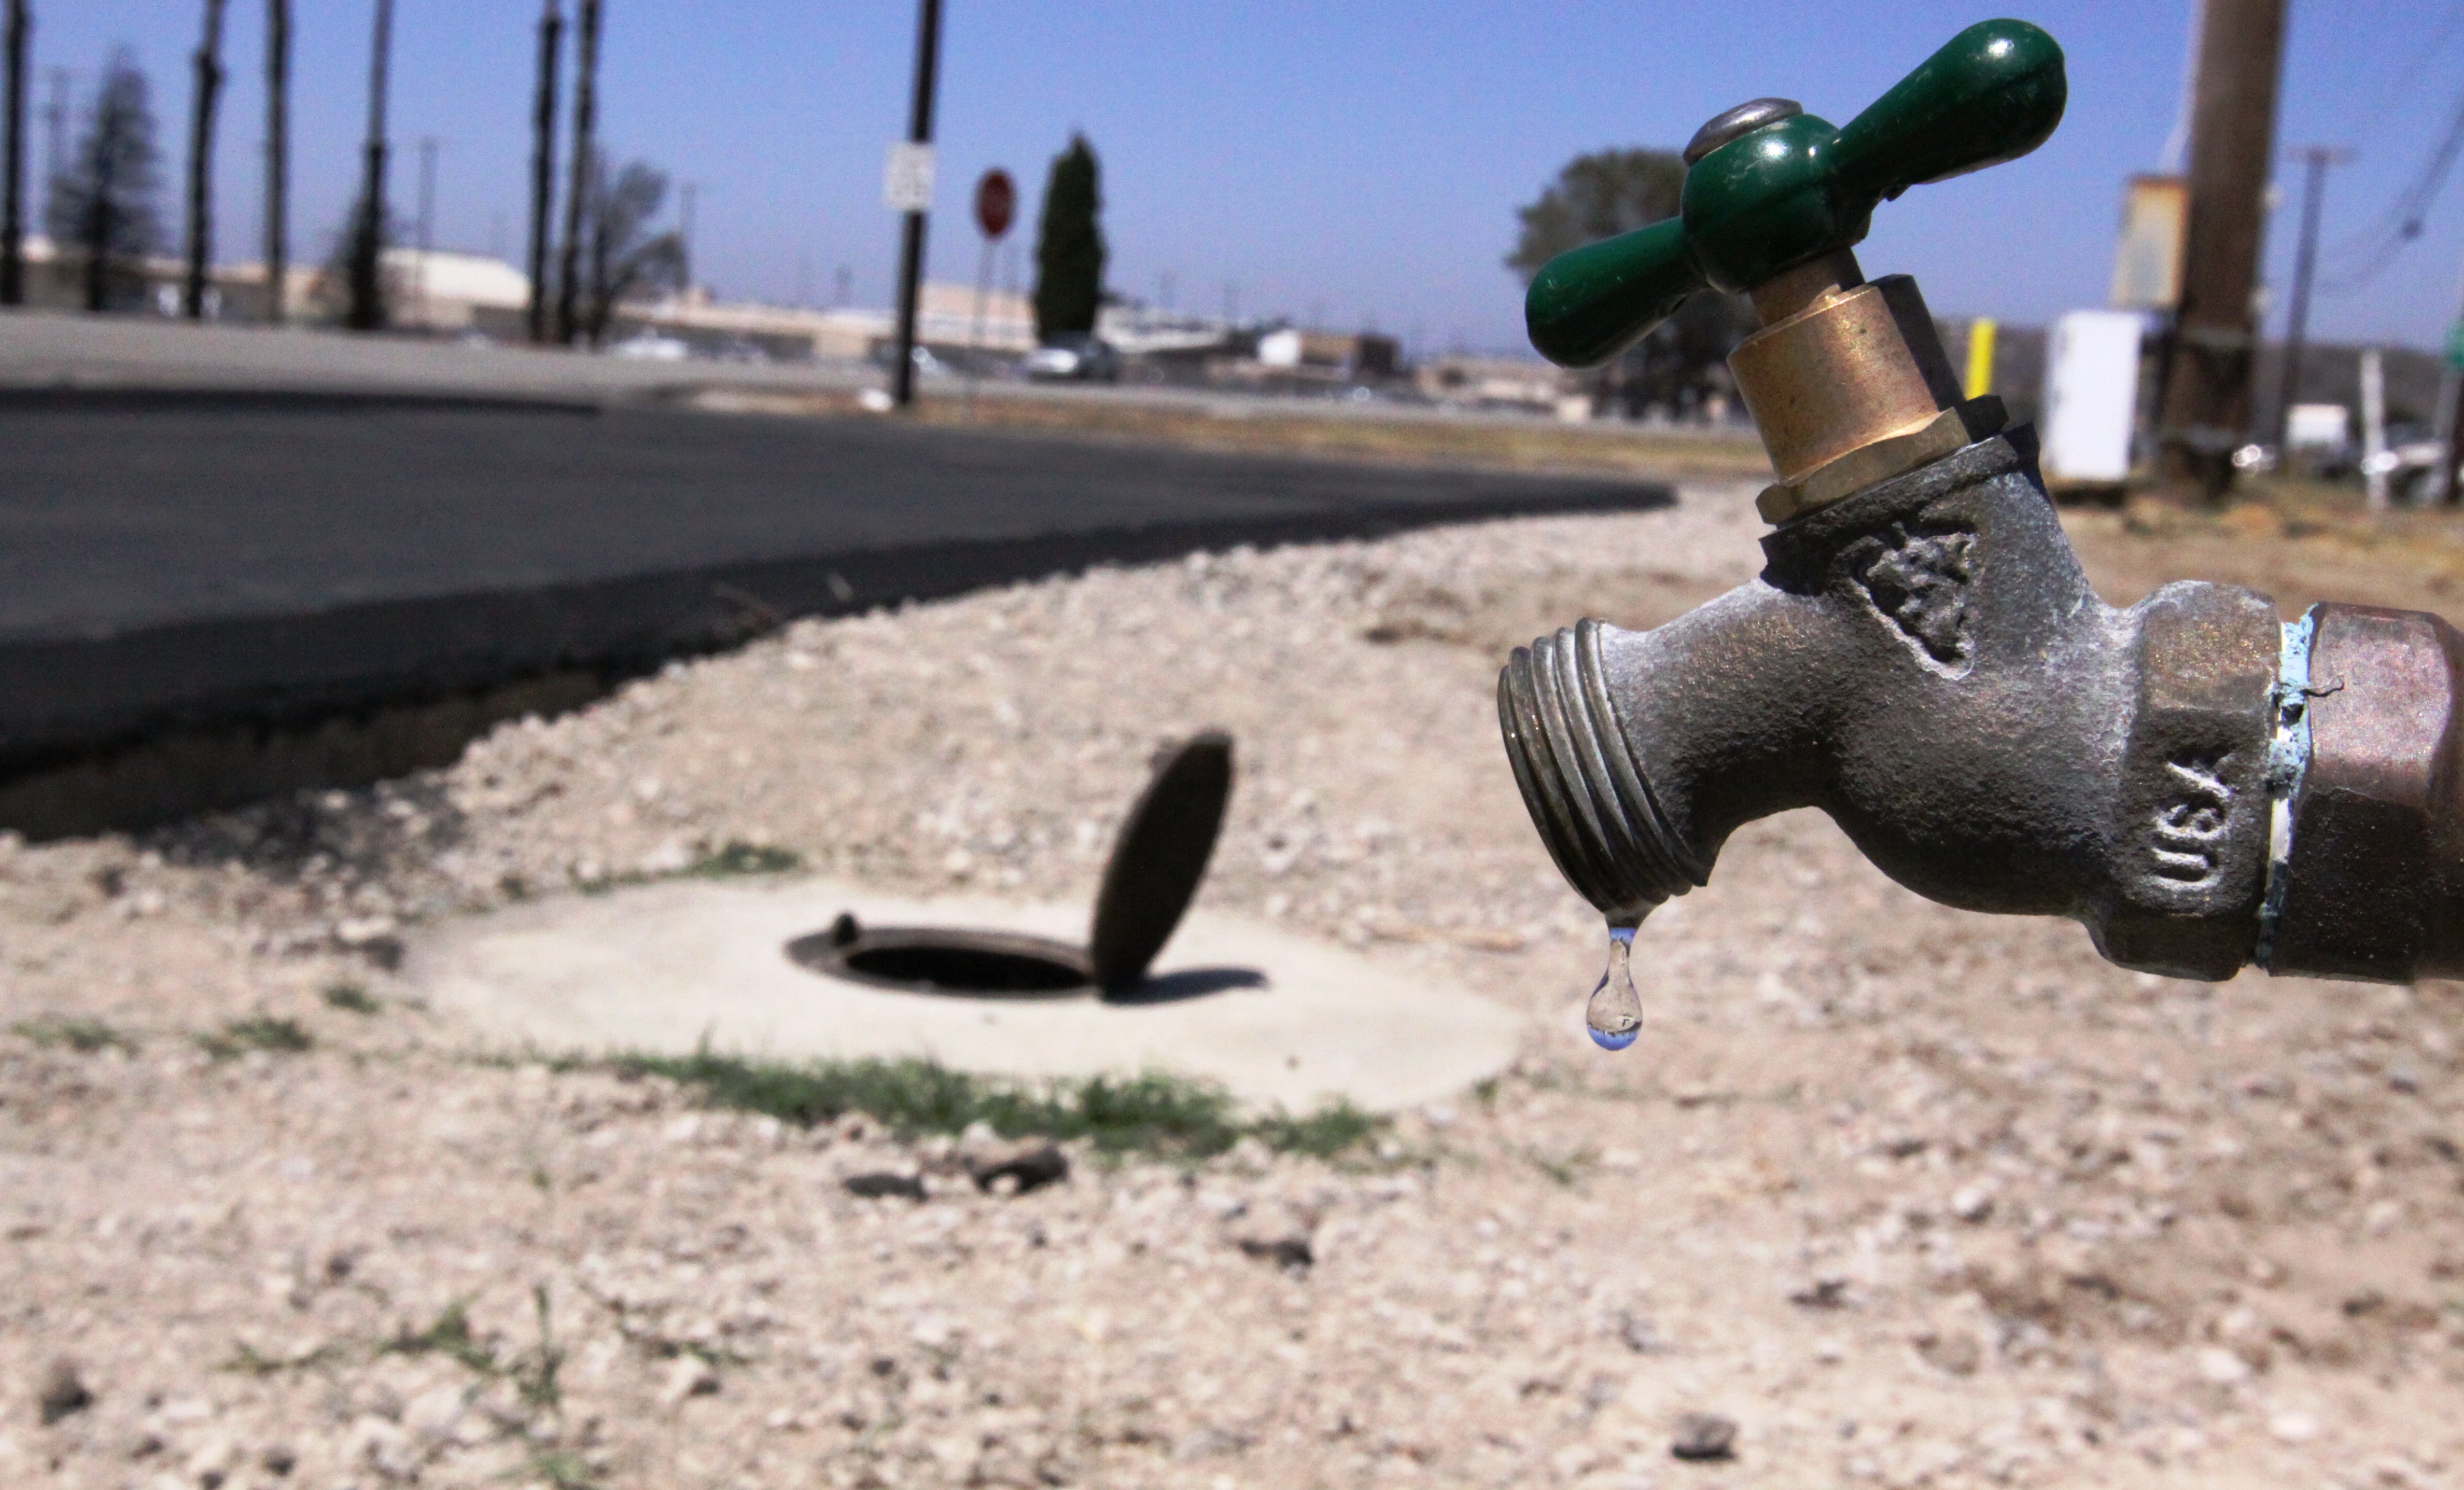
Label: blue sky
xmin=29 ymin=1 xmax=2464 ymax=355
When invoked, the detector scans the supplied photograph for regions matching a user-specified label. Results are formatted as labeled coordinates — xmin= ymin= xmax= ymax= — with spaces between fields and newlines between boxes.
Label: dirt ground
xmin=5 ymin=467 xmax=2463 ymax=1490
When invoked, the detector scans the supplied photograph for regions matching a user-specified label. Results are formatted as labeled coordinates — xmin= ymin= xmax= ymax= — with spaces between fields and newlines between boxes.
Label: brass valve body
xmin=1728 ymin=252 xmax=2007 ymax=523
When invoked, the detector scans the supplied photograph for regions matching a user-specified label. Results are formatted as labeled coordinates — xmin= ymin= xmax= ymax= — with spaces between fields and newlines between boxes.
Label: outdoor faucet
xmin=1500 ymin=19 xmax=2464 ymax=985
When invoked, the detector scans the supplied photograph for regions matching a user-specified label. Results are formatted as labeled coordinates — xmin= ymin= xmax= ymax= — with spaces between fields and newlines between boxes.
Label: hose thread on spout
xmin=1499 ymin=619 xmax=1705 ymax=921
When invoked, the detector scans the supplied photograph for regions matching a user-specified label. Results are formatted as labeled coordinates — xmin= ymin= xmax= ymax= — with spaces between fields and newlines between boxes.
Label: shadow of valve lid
xmin=791 ymin=732 xmax=1235 ymax=997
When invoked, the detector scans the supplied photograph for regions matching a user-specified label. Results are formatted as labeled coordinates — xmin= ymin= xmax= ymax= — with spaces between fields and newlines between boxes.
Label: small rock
xmin=1618 ymin=1312 xmax=1662 ymax=1354
xmin=259 ymin=1443 xmax=298 ymax=1477
xmin=1788 ymin=1276 xmax=1850 ymax=1310
xmin=1670 ymin=1412 xmax=1737 ymax=1462
xmin=1236 ymin=1233 xmax=1313 ymax=1271
xmin=843 ymin=1171 xmax=927 ymax=1201
xmin=2269 ymin=1409 xmax=2320 ymax=1443
xmin=660 ymin=1354 xmax=721 ymax=1405
xmin=186 ymin=1435 xmax=242 ymax=1486
xmin=1950 ymin=1183 xmax=1995 ymax=1223
xmin=964 ymin=1140 xmax=1070 ymax=1195
xmin=1228 ymin=1202 xmax=1314 ymax=1272
xmin=37 ymin=1359 xmax=92 ymax=1425
xmin=1912 ymin=1331 xmax=1981 ymax=1376
xmin=2195 ymin=1347 xmax=2250 ymax=1385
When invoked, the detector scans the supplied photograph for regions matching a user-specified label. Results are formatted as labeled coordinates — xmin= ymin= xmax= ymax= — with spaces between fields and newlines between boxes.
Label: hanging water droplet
xmin=1586 ymin=924 xmax=1643 ymax=1051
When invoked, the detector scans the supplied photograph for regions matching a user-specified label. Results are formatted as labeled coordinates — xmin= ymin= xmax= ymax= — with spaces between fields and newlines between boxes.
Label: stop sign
xmin=973 ymin=169 xmax=1016 ymax=241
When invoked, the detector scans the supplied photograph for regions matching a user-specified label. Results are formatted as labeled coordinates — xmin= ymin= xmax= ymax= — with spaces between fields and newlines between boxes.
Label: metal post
xmin=2270 ymin=146 xmax=2347 ymax=452
xmin=264 ymin=0 xmax=288 ymax=325
xmin=2439 ymin=247 xmax=2464 ymax=506
xmin=0 ymin=0 xmax=26 ymax=309
xmin=184 ymin=0 xmax=227 ymax=320
xmin=2360 ymin=346 xmax=2388 ymax=510
xmin=346 ymin=0 xmax=394 ymax=332
xmin=890 ymin=0 xmax=942 ymax=409
xmin=2153 ymin=0 xmax=2287 ymax=497
xmin=525 ymin=0 xmax=559 ymax=343
xmin=964 ymin=236 xmax=991 ymax=418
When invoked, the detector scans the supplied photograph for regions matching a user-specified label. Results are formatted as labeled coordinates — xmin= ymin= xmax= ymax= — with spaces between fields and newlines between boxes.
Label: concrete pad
xmin=405 ymin=878 xmax=1524 ymax=1113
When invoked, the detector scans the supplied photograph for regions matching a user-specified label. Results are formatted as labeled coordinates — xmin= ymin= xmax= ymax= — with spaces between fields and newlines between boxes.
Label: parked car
xmin=1023 ymin=333 xmax=1121 ymax=383
xmin=610 ymin=330 xmax=690 ymax=361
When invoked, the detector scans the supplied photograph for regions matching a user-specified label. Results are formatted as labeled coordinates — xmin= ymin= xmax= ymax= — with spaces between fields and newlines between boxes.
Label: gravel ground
xmin=5 ymin=480 xmax=2463 ymax=1489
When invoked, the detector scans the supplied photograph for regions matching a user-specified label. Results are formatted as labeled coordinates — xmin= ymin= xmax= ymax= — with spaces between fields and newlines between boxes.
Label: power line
xmin=2319 ymin=82 xmax=2464 ymax=294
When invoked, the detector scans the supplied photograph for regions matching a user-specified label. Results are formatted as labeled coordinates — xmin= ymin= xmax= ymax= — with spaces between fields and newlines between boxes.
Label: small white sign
xmin=883 ymin=142 xmax=936 ymax=213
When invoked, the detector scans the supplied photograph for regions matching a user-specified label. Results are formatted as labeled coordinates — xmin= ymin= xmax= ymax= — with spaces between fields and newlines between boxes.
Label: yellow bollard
xmin=1964 ymin=317 xmax=1997 ymax=401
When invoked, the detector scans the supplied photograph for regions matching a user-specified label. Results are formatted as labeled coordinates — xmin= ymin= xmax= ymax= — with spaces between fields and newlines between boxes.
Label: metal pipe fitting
xmin=1502 ymin=431 xmax=2464 ymax=983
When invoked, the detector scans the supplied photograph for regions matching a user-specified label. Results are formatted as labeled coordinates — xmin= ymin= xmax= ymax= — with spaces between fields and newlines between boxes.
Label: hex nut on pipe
xmin=2267 ymin=604 xmax=2464 ymax=982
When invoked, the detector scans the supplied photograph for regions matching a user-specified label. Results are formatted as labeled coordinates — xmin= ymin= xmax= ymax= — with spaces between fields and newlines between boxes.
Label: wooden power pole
xmin=183 ymin=0 xmax=228 ymax=320
xmin=263 ymin=0 xmax=288 ymax=324
xmin=1 ymin=0 xmax=26 ymax=309
xmin=526 ymin=0 xmax=560 ymax=343
xmin=346 ymin=0 xmax=394 ymax=331
xmin=2154 ymin=0 xmax=2288 ymax=498
xmin=554 ymin=0 xmax=598 ymax=346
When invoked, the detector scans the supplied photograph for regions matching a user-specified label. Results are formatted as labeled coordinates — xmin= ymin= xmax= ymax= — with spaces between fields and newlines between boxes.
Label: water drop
xmin=1586 ymin=925 xmax=1642 ymax=1051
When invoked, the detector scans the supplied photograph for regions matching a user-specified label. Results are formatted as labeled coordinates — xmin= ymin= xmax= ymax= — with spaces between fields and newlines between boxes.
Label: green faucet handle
xmin=1526 ymin=18 xmax=2066 ymax=367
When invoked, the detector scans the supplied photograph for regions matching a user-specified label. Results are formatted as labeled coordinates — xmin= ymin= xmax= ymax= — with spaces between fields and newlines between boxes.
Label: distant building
xmin=1255 ymin=327 xmax=1399 ymax=379
xmin=1412 ymin=353 xmax=1573 ymax=413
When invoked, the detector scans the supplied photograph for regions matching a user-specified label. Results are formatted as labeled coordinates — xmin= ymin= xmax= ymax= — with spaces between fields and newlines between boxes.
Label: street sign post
xmin=973 ymin=168 xmax=1014 ymax=241
xmin=965 ymin=167 xmax=1017 ymax=417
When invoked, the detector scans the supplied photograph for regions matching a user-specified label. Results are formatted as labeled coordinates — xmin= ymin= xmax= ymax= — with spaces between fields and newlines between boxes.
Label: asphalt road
xmin=0 ymin=396 xmax=1670 ymax=830
xmin=0 ymin=398 xmax=1662 ymax=637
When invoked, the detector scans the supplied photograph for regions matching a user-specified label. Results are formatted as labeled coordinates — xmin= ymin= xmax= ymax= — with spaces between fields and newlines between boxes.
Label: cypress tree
xmin=1031 ymin=132 xmax=1103 ymax=341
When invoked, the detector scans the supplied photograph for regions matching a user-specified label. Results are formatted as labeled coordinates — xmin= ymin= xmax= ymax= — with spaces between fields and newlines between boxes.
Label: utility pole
xmin=2154 ymin=0 xmax=2287 ymax=498
xmin=184 ymin=0 xmax=228 ymax=321
xmin=554 ymin=0 xmax=598 ymax=345
xmin=40 ymin=63 xmax=60 ymax=187
xmin=2 ymin=0 xmax=27 ymax=309
xmin=525 ymin=0 xmax=559 ymax=343
xmin=678 ymin=179 xmax=697 ymax=291
xmin=264 ymin=0 xmax=289 ymax=324
xmin=2269 ymin=145 xmax=2349 ymax=451
xmin=346 ymin=0 xmax=394 ymax=331
xmin=413 ymin=134 xmax=437 ymax=328
xmin=889 ymin=0 xmax=942 ymax=408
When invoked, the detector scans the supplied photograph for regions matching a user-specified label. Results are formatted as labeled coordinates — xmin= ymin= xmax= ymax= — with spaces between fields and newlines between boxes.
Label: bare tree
xmin=579 ymin=151 xmax=680 ymax=344
xmin=45 ymin=47 xmax=163 ymax=313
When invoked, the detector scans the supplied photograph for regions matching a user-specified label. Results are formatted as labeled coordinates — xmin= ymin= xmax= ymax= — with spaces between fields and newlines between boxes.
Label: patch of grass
xmin=616 ymin=1051 xmax=1385 ymax=1161
xmin=689 ymin=840 xmax=802 ymax=877
xmin=11 ymin=1015 xmax=137 ymax=1054
xmin=199 ymin=1015 xmax=314 ymax=1060
xmin=1528 ymin=1145 xmax=1600 ymax=1188
xmin=528 ymin=1451 xmax=603 ymax=1490
xmin=1250 ymin=1103 xmax=1388 ymax=1160
xmin=320 ymin=981 xmax=382 ymax=1014
xmin=519 ymin=1284 xmax=564 ymax=1412
xmin=383 ymin=1300 xmax=496 ymax=1375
